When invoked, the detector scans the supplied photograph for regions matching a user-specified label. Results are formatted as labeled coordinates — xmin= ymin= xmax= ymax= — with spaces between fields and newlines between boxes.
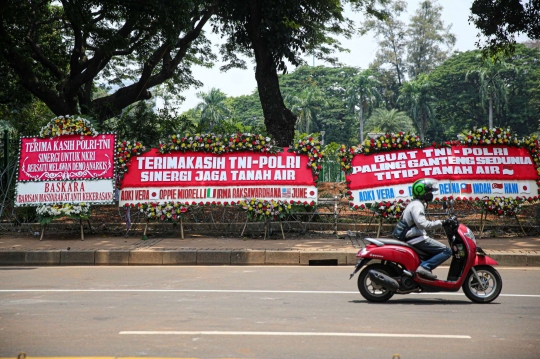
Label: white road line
xmin=0 ymin=289 xmax=539 ymax=297
xmin=3 ymin=266 xmax=539 ymax=270
xmin=118 ymin=330 xmax=471 ymax=339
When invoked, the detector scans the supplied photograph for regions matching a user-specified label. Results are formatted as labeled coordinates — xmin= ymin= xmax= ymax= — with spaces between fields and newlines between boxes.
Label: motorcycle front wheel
xmin=358 ymin=263 xmax=397 ymax=302
xmin=462 ymin=265 xmax=502 ymax=303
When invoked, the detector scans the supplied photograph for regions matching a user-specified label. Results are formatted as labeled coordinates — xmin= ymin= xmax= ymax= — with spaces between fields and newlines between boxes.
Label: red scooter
xmin=349 ymin=215 xmax=502 ymax=303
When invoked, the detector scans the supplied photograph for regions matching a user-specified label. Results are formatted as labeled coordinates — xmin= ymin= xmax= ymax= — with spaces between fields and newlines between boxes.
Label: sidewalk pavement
xmin=1 ymin=230 xmax=539 ymax=267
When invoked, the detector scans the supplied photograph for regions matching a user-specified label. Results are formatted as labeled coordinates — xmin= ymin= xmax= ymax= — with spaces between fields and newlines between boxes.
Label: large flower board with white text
xmin=347 ymin=145 xmax=538 ymax=207
xmin=15 ymin=133 xmax=116 ymax=206
xmin=118 ymin=148 xmax=317 ymax=206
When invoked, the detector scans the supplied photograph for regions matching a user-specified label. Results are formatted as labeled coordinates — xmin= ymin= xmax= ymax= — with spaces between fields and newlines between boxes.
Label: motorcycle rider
xmin=400 ymin=178 xmax=452 ymax=280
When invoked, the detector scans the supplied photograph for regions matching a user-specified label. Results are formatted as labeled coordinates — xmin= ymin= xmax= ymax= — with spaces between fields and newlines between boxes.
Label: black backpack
xmin=392 ymin=220 xmax=416 ymax=241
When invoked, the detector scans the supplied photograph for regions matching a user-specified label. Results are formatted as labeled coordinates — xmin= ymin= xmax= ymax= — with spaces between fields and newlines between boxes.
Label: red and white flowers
xmin=158 ymin=133 xmax=280 ymax=155
xmin=288 ymin=135 xmax=325 ymax=180
xmin=39 ymin=115 xmax=97 ymax=138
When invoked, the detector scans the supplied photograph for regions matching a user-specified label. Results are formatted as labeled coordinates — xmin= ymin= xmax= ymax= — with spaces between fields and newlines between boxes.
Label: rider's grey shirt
xmin=402 ymin=199 xmax=443 ymax=244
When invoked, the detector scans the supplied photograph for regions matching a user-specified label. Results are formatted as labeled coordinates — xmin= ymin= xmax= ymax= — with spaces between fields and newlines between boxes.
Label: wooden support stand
xmin=39 ymin=225 xmax=46 ymax=241
xmin=179 ymin=217 xmax=184 ymax=239
xmin=143 ymin=219 xmax=149 ymax=238
xmin=80 ymin=218 xmax=85 ymax=241
xmin=241 ymin=217 xmax=285 ymax=240
xmin=39 ymin=217 xmax=89 ymax=241
xmin=479 ymin=211 xmax=487 ymax=238
xmin=479 ymin=210 xmax=527 ymax=238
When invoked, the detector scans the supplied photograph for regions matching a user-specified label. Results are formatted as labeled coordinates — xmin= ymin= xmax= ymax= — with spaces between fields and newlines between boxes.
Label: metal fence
xmin=0 ymin=131 xmax=538 ymax=237
xmin=319 ymin=160 xmax=344 ymax=182
xmin=0 ymin=130 xmax=18 ymax=229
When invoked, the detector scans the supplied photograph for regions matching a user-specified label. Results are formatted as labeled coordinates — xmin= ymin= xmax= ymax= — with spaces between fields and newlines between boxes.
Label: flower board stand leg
xmin=39 ymin=224 xmax=46 ymax=241
xmin=87 ymin=219 xmax=94 ymax=233
xmin=376 ymin=216 xmax=383 ymax=238
xmin=209 ymin=209 xmax=218 ymax=230
xmin=180 ymin=217 xmax=184 ymax=239
xmin=280 ymin=219 xmax=286 ymax=240
xmin=266 ymin=218 xmax=275 ymax=239
xmin=142 ymin=219 xmax=149 ymax=240
xmin=479 ymin=211 xmax=487 ymax=239
xmin=241 ymin=217 xmax=249 ymax=237
xmin=367 ymin=211 xmax=376 ymax=234
xmin=80 ymin=218 xmax=85 ymax=241
xmin=515 ymin=214 xmax=526 ymax=236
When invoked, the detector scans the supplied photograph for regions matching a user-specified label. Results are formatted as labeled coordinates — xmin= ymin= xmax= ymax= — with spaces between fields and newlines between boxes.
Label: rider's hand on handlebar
xmin=443 ymin=216 xmax=458 ymax=227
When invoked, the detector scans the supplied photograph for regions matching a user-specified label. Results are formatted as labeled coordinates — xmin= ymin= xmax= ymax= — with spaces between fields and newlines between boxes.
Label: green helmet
xmin=412 ymin=178 xmax=439 ymax=200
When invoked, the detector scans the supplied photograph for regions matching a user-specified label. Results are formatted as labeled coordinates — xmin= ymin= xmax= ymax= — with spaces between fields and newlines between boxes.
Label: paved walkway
xmin=1 ymin=230 xmax=539 ymax=266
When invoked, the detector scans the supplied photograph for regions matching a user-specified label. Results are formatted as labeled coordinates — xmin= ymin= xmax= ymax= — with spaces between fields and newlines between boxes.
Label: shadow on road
xmin=349 ymin=299 xmax=488 ymax=305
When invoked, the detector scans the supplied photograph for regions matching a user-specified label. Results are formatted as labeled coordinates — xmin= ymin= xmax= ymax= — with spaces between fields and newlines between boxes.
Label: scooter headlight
xmin=463 ymin=226 xmax=476 ymax=244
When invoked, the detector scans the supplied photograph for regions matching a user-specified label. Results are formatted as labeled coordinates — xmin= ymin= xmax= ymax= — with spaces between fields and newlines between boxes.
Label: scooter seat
xmin=366 ymin=237 xmax=430 ymax=258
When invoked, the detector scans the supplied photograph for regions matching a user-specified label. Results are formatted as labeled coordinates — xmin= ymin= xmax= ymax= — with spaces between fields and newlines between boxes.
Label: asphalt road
xmin=1 ymin=266 xmax=539 ymax=359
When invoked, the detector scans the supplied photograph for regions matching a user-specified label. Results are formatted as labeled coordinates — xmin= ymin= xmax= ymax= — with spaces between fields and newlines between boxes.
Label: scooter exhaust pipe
xmin=368 ymin=270 xmax=399 ymax=291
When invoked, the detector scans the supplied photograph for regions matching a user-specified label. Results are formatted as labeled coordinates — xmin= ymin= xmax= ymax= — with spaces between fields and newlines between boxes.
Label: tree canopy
xmin=429 ymin=44 xmax=540 ymax=139
xmin=470 ymin=0 xmax=540 ymax=56
xmin=212 ymin=0 xmax=387 ymax=145
xmin=0 ymin=0 xmax=215 ymax=123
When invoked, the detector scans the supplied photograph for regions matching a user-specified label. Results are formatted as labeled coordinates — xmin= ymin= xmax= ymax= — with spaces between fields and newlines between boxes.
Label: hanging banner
xmin=347 ymin=145 xmax=538 ymax=206
xmin=119 ymin=148 xmax=317 ymax=205
xmin=15 ymin=134 xmax=116 ymax=206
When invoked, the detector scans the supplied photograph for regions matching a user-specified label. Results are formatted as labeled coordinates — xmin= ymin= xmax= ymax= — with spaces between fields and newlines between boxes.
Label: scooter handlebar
xmin=442 ymin=215 xmax=459 ymax=228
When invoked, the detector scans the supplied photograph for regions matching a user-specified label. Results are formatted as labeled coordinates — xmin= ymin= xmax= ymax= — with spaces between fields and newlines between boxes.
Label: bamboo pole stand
xmin=376 ymin=216 xmax=383 ymax=238
xmin=179 ymin=217 xmax=184 ymax=239
xmin=80 ymin=218 xmax=85 ymax=241
xmin=39 ymin=224 xmax=46 ymax=241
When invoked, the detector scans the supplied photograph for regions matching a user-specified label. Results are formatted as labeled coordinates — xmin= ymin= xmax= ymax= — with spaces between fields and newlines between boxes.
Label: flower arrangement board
xmin=15 ymin=119 xmax=116 ymax=206
xmin=118 ymin=148 xmax=318 ymax=206
xmin=347 ymin=144 xmax=537 ymax=207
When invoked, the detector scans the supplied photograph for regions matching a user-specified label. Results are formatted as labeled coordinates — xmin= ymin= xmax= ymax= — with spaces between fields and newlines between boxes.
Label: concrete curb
xmin=0 ymin=249 xmax=538 ymax=266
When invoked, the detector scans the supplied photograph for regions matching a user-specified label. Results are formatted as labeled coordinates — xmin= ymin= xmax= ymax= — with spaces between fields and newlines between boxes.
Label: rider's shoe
xmin=416 ymin=265 xmax=437 ymax=280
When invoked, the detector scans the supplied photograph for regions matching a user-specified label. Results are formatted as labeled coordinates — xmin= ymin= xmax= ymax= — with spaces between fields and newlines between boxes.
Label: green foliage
xmin=363 ymin=0 xmax=408 ymax=85
xmin=470 ymin=0 xmax=540 ymax=57
xmin=398 ymin=74 xmax=437 ymax=141
xmin=429 ymin=45 xmax=540 ymax=139
xmin=365 ymin=108 xmax=415 ymax=135
xmin=214 ymin=0 xmax=382 ymax=72
xmin=406 ymin=0 xmax=456 ymax=78
xmin=223 ymin=93 xmax=264 ymax=128
xmin=466 ymin=56 xmax=516 ymax=128
xmin=195 ymin=88 xmax=230 ymax=131
xmin=323 ymin=142 xmax=342 ymax=162
xmin=0 ymin=0 xmax=215 ymax=122
xmin=280 ymin=66 xmax=361 ymax=146
xmin=102 ymin=101 xmax=196 ymax=147
xmin=285 ymin=88 xmax=326 ymax=133
xmin=0 ymin=100 xmax=53 ymax=137
xmin=212 ymin=117 xmax=267 ymax=137
xmin=345 ymin=70 xmax=381 ymax=142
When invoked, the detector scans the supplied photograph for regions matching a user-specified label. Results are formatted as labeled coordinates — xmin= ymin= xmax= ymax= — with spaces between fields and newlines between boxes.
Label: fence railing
xmin=319 ymin=160 xmax=344 ymax=182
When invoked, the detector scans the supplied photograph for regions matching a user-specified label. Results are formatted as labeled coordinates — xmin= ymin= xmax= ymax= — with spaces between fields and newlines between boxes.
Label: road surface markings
xmin=119 ymin=330 xmax=471 ymax=339
xmin=0 ymin=289 xmax=539 ymax=297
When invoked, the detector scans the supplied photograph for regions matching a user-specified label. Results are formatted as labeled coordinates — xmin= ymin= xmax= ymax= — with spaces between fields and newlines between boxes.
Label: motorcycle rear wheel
xmin=358 ymin=263 xmax=397 ymax=302
xmin=462 ymin=265 xmax=502 ymax=303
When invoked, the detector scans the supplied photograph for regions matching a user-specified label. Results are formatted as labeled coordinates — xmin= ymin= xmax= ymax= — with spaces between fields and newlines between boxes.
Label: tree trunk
xmin=420 ymin=113 xmax=426 ymax=142
xmin=488 ymin=93 xmax=493 ymax=129
xmin=246 ymin=0 xmax=296 ymax=147
xmin=359 ymin=106 xmax=364 ymax=143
